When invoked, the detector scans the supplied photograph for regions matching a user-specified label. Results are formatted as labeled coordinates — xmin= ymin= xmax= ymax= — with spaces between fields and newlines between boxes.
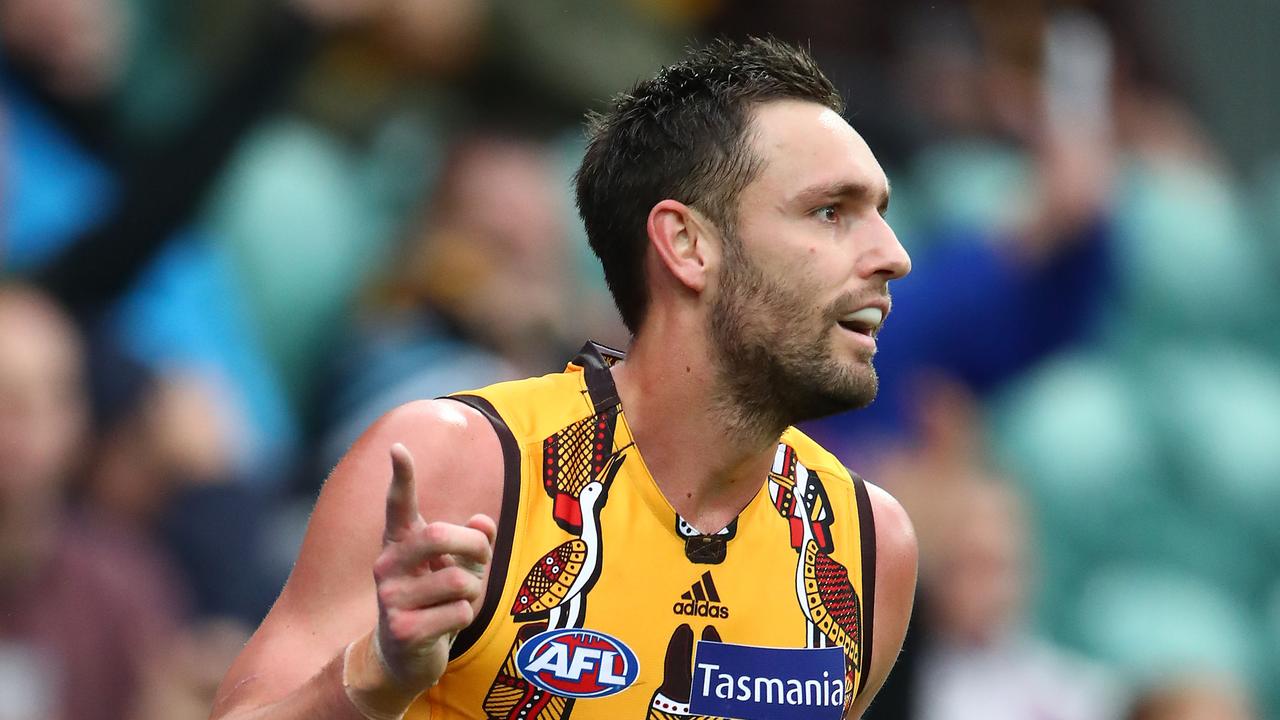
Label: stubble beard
xmin=708 ymin=245 xmax=879 ymax=447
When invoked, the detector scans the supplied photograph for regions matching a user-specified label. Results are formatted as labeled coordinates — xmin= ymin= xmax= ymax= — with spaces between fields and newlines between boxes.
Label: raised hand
xmin=344 ymin=443 xmax=496 ymax=718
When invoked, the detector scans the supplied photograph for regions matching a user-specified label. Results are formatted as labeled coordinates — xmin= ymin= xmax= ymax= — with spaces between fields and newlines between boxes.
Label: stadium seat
xmin=1074 ymin=565 xmax=1261 ymax=687
xmin=989 ymin=351 xmax=1163 ymax=552
xmin=205 ymin=119 xmax=395 ymax=406
xmin=1142 ymin=342 xmax=1280 ymax=554
xmin=1111 ymin=160 xmax=1277 ymax=342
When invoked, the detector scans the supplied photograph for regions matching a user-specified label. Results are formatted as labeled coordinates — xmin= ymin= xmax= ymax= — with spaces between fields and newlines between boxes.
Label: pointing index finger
xmin=384 ymin=442 xmax=422 ymax=543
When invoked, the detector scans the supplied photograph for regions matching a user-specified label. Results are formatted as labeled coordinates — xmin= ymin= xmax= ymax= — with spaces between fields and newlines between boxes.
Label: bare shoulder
xmin=849 ymin=480 xmax=918 ymax=719
xmin=864 ymin=480 xmax=918 ymax=580
xmin=343 ymin=398 xmax=506 ymax=523
xmin=210 ymin=398 xmax=505 ymax=716
xmin=292 ymin=396 xmax=506 ymax=606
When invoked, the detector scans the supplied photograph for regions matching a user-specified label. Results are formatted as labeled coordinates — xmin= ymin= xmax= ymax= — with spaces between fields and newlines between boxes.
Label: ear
xmin=646 ymin=199 xmax=719 ymax=294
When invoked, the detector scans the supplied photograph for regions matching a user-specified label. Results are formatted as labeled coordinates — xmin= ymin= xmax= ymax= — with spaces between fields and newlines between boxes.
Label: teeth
xmin=841 ymin=306 xmax=884 ymax=330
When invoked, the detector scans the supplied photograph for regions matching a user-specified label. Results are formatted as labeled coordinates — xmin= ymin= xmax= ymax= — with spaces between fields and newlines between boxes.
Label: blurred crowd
xmin=1 ymin=0 xmax=1278 ymax=719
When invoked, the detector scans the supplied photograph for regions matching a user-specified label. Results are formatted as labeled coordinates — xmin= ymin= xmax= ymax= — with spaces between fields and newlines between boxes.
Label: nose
xmin=857 ymin=216 xmax=911 ymax=281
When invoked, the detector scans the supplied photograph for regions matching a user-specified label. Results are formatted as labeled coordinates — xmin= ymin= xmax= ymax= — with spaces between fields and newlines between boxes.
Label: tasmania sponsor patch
xmin=515 ymin=628 xmax=640 ymax=699
xmin=688 ymin=641 xmax=846 ymax=720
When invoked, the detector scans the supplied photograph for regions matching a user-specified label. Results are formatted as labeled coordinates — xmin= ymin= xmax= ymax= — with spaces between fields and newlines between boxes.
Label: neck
xmin=611 ymin=326 xmax=784 ymax=534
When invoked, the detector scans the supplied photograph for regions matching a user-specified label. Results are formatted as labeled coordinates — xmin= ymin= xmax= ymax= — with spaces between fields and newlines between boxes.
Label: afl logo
xmin=515 ymin=628 xmax=640 ymax=699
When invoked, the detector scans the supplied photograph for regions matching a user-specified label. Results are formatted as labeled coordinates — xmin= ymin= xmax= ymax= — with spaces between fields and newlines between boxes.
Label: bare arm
xmin=847 ymin=481 xmax=919 ymax=720
xmin=209 ymin=399 xmax=505 ymax=720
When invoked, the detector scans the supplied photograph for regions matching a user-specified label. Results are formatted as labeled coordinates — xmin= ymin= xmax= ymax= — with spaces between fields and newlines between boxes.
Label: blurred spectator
xmin=318 ymin=132 xmax=599 ymax=469
xmin=87 ymin=364 xmax=282 ymax=624
xmin=0 ymin=0 xmax=129 ymax=103
xmin=5 ymin=0 xmax=478 ymax=496
xmin=88 ymin=370 xmax=238 ymax=527
xmin=0 ymin=283 xmax=186 ymax=720
xmin=212 ymin=0 xmax=492 ymax=413
xmin=882 ymin=375 xmax=1121 ymax=720
xmin=789 ymin=1 xmax=1116 ymax=465
xmin=912 ymin=483 xmax=1120 ymax=720
xmin=1 ymin=0 xmax=337 ymax=487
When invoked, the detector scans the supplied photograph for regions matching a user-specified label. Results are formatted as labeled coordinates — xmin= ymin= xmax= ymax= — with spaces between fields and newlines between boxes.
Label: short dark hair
xmin=574 ymin=37 xmax=844 ymax=334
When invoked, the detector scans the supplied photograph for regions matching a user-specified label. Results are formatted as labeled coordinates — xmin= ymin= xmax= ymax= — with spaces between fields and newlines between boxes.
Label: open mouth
xmin=837 ymin=306 xmax=884 ymax=337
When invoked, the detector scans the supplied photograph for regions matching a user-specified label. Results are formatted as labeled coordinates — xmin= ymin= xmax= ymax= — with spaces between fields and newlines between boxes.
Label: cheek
xmin=766 ymin=233 xmax=851 ymax=293
xmin=723 ymin=236 xmax=837 ymax=328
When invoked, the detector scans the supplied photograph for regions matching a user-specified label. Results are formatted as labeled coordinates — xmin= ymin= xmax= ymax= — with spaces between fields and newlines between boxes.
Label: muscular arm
xmin=847 ymin=481 xmax=918 ymax=720
xmin=209 ymin=398 xmax=505 ymax=720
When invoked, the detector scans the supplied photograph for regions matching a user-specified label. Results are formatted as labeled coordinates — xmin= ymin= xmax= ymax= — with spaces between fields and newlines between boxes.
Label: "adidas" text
xmin=673 ymin=600 xmax=730 ymax=618
xmin=673 ymin=571 xmax=731 ymax=618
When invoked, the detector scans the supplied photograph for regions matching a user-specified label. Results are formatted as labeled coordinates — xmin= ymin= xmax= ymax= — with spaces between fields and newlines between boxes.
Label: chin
xmin=790 ymin=377 xmax=878 ymax=423
xmin=830 ymin=367 xmax=880 ymax=411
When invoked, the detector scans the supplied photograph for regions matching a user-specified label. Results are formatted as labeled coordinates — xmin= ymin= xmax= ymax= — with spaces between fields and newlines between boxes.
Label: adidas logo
xmin=673 ymin=571 xmax=730 ymax=619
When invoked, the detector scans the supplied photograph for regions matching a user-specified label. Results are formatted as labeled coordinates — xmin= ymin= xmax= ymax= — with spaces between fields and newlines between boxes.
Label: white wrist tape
xmin=341 ymin=634 xmax=410 ymax=720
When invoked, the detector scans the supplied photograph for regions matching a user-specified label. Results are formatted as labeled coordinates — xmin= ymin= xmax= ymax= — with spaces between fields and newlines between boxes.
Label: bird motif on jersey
xmin=768 ymin=444 xmax=835 ymax=553
xmin=511 ymin=452 xmax=626 ymax=629
xmin=790 ymin=462 xmax=862 ymax=693
xmin=541 ymin=410 xmax=619 ymax=534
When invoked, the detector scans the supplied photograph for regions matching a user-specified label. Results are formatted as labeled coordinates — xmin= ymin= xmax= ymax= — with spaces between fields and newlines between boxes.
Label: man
xmin=0 ymin=284 xmax=186 ymax=720
xmin=211 ymin=37 xmax=916 ymax=720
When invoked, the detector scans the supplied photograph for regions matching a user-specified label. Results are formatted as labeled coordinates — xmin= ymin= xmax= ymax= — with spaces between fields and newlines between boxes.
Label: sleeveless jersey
xmin=407 ymin=343 xmax=878 ymax=720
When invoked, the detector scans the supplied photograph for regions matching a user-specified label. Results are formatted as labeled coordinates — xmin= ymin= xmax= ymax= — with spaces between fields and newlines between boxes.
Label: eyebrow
xmin=790 ymin=178 xmax=892 ymax=216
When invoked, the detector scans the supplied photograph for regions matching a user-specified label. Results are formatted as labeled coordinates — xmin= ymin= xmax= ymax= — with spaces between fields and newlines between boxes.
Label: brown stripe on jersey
xmin=572 ymin=341 xmax=625 ymax=412
xmin=444 ymin=394 xmax=521 ymax=660
xmin=850 ymin=471 xmax=877 ymax=696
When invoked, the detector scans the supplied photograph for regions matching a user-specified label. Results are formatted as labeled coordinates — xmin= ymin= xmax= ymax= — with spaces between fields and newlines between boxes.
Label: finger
xmin=455 ymin=514 xmax=498 ymax=574
xmin=427 ymin=554 xmax=456 ymax=573
xmin=403 ymin=523 xmax=492 ymax=574
xmin=428 ymin=516 xmax=497 ymax=572
xmin=384 ymin=443 xmax=421 ymax=543
xmin=465 ymin=513 xmax=498 ymax=547
xmin=377 ymin=567 xmax=484 ymax=612
xmin=382 ymin=600 xmax=476 ymax=650
xmin=383 ymin=522 xmax=493 ymax=576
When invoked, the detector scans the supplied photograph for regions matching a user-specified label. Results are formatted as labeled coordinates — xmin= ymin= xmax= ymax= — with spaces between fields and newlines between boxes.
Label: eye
xmin=814 ymin=205 xmax=840 ymax=224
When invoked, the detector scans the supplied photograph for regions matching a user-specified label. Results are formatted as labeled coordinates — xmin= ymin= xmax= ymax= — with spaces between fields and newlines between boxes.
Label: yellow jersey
xmin=409 ymin=343 xmax=878 ymax=720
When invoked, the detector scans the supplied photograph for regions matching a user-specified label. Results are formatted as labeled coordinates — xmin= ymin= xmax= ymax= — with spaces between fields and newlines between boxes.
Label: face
xmin=0 ymin=290 xmax=87 ymax=513
xmin=422 ymin=139 xmax=569 ymax=359
xmin=931 ymin=483 xmax=1028 ymax=646
xmin=708 ymin=100 xmax=910 ymax=426
xmin=0 ymin=0 xmax=128 ymax=98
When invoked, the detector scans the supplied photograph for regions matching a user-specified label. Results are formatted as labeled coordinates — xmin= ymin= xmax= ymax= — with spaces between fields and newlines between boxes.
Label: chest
xmin=424 ymin=457 xmax=867 ymax=719
xmin=518 ymin=492 xmax=819 ymax=659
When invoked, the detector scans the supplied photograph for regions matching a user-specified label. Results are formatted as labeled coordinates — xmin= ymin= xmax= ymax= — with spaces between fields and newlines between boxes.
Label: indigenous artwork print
xmin=767 ymin=445 xmax=862 ymax=700
xmin=645 ymin=623 xmax=723 ymax=720
xmin=483 ymin=406 xmax=627 ymax=719
xmin=481 ymin=415 xmax=864 ymax=718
